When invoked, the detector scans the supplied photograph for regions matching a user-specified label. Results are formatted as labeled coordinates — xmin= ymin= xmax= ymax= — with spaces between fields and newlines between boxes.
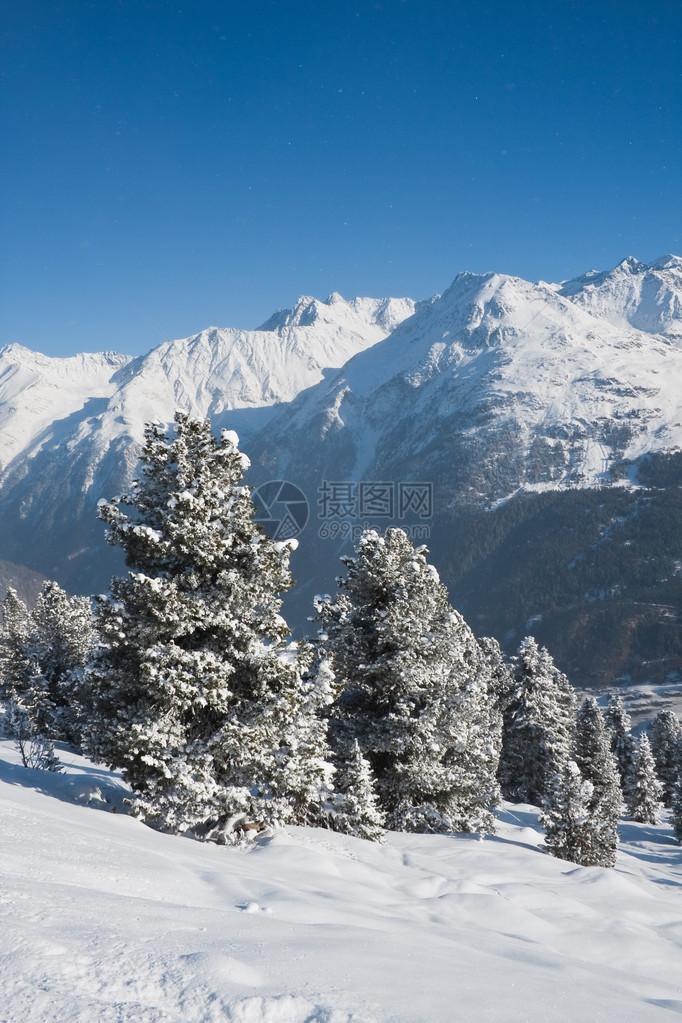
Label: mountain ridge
xmin=1 ymin=256 xmax=681 ymax=685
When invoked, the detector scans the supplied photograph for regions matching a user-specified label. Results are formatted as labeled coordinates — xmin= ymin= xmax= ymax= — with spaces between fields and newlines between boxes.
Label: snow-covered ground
xmin=0 ymin=740 xmax=680 ymax=1023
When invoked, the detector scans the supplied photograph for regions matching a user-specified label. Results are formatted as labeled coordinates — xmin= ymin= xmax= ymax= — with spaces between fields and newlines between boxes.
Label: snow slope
xmin=1 ymin=739 xmax=680 ymax=1023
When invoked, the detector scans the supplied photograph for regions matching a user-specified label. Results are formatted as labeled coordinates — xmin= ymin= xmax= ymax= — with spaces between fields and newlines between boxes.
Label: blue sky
xmin=2 ymin=0 xmax=681 ymax=358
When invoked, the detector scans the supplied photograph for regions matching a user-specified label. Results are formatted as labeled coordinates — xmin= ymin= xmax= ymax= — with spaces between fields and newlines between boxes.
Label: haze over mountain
xmin=1 ymin=256 xmax=681 ymax=685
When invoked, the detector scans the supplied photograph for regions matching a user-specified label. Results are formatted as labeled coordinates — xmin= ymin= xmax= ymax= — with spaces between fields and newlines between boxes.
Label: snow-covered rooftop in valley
xmin=1 ymin=740 xmax=680 ymax=1023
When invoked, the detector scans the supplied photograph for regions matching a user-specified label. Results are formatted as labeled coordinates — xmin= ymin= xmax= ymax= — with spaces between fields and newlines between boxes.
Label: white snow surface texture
xmin=0 ymin=740 xmax=680 ymax=1023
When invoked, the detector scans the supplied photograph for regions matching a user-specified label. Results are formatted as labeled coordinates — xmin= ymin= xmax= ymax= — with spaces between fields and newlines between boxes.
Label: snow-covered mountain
xmin=252 ymin=264 xmax=682 ymax=503
xmin=558 ymin=254 xmax=682 ymax=337
xmin=0 ymin=258 xmax=681 ymax=685
xmin=0 ymin=293 xmax=415 ymax=590
xmin=0 ymin=293 xmax=415 ymax=471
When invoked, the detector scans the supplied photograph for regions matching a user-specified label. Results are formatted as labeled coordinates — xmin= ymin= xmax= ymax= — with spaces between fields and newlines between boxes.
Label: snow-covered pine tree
xmin=0 ymin=583 xmax=92 ymax=747
xmin=0 ymin=588 xmax=32 ymax=714
xmin=672 ymin=770 xmax=682 ymax=845
xmin=626 ymin=733 xmax=664 ymax=825
xmin=331 ymin=739 xmax=386 ymax=842
xmin=316 ymin=527 xmax=499 ymax=835
xmin=573 ymin=696 xmax=621 ymax=864
xmin=275 ymin=644 xmax=337 ymax=828
xmin=604 ymin=693 xmax=636 ymax=791
xmin=540 ymin=759 xmax=603 ymax=866
xmin=499 ymin=637 xmax=576 ymax=806
xmin=0 ymin=589 xmax=61 ymax=769
xmin=84 ymin=412 xmax=332 ymax=841
xmin=27 ymin=581 xmax=92 ymax=745
xmin=648 ymin=710 xmax=682 ymax=808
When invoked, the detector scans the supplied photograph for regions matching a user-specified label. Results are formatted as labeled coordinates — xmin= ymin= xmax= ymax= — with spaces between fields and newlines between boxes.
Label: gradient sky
xmin=2 ymin=0 xmax=681 ymax=358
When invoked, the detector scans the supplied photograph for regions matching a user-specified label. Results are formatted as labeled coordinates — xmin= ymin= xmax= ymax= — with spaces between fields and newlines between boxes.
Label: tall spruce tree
xmin=84 ymin=412 xmax=331 ymax=840
xmin=605 ymin=693 xmax=636 ymax=791
xmin=648 ymin=710 xmax=682 ymax=808
xmin=573 ymin=697 xmax=621 ymax=864
xmin=499 ymin=637 xmax=576 ymax=806
xmin=316 ymin=528 xmax=499 ymax=835
xmin=626 ymin=733 xmax=664 ymax=825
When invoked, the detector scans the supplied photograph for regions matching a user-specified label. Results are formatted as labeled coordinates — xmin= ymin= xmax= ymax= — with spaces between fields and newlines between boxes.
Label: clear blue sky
xmin=2 ymin=0 xmax=681 ymax=357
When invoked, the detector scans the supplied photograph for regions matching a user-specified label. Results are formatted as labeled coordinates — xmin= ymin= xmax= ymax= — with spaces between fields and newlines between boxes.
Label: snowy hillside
xmin=1 ymin=739 xmax=680 ymax=1023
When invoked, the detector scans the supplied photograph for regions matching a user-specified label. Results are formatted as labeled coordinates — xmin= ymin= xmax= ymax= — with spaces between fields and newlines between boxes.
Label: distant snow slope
xmin=0 ymin=739 xmax=680 ymax=1023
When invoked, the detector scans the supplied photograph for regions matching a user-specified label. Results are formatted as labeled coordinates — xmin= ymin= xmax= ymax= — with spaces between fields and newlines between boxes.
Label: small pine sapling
xmin=626 ymin=733 xmax=664 ymax=825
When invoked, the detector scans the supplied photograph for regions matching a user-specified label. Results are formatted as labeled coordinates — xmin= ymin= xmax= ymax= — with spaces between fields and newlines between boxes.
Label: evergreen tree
xmin=84 ymin=412 xmax=332 ymax=841
xmin=604 ymin=693 xmax=636 ymax=791
xmin=648 ymin=710 xmax=682 ymax=808
xmin=573 ymin=697 xmax=621 ymax=863
xmin=499 ymin=637 xmax=576 ymax=806
xmin=0 ymin=588 xmax=32 ymax=716
xmin=541 ymin=759 xmax=606 ymax=866
xmin=672 ymin=771 xmax=682 ymax=845
xmin=626 ymin=733 xmax=664 ymax=825
xmin=0 ymin=589 xmax=62 ymax=770
xmin=331 ymin=740 xmax=386 ymax=842
xmin=27 ymin=582 xmax=92 ymax=744
xmin=317 ymin=528 xmax=499 ymax=835
xmin=0 ymin=583 xmax=91 ymax=746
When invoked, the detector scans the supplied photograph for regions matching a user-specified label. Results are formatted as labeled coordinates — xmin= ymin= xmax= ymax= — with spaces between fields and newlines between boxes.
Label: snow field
xmin=0 ymin=741 xmax=681 ymax=1023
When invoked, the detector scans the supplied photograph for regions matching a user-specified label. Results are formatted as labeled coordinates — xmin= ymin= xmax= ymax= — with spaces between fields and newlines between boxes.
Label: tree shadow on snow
xmin=0 ymin=745 xmax=131 ymax=812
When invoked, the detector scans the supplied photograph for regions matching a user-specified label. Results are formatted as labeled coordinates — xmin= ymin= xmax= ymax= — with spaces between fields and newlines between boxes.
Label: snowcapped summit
xmin=256 ymin=265 xmax=682 ymax=499
xmin=558 ymin=254 xmax=682 ymax=337
xmin=258 ymin=292 xmax=416 ymax=338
